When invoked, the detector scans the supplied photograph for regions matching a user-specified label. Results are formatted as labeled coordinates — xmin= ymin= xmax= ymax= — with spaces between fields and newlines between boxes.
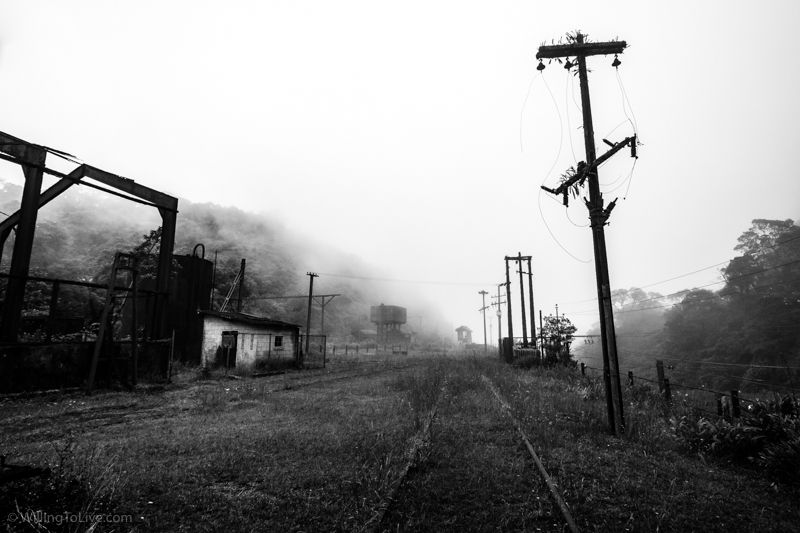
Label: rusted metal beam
xmin=0 ymin=154 xmax=178 ymax=212
xmin=154 ymin=208 xmax=177 ymax=338
xmin=0 ymin=166 xmax=85 ymax=236
xmin=0 ymin=130 xmax=179 ymax=345
xmin=0 ymin=144 xmax=46 ymax=341
xmin=82 ymin=165 xmax=177 ymax=210
xmin=0 ymin=131 xmax=37 ymax=160
xmin=0 ymin=272 xmax=163 ymax=294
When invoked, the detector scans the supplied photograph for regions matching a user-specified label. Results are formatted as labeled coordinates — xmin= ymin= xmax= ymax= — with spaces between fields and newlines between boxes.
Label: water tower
xmin=370 ymin=304 xmax=408 ymax=344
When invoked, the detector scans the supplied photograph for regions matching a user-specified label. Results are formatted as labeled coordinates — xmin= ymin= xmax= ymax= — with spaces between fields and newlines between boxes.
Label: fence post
xmin=731 ymin=390 xmax=741 ymax=418
xmin=656 ymin=360 xmax=665 ymax=393
xmin=580 ymin=362 xmax=585 ymax=376
xmin=627 ymin=371 xmax=634 ymax=387
xmin=663 ymin=378 xmax=671 ymax=403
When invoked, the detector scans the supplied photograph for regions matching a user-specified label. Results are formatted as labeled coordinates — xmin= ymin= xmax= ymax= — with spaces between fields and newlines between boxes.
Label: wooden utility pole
xmin=304 ymin=272 xmax=318 ymax=360
xmin=314 ymin=294 xmax=339 ymax=336
xmin=527 ymin=257 xmax=536 ymax=350
xmin=493 ymin=283 xmax=506 ymax=350
xmin=516 ymin=258 xmax=538 ymax=350
xmin=506 ymin=254 xmax=532 ymax=347
xmin=538 ymin=32 xmax=634 ymax=435
xmin=504 ymin=260 xmax=513 ymax=342
xmin=478 ymin=290 xmax=489 ymax=354
xmin=516 ymin=253 xmax=528 ymax=347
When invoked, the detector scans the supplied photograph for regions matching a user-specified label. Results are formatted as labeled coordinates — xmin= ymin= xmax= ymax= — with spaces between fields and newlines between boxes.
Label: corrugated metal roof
xmin=199 ymin=310 xmax=301 ymax=330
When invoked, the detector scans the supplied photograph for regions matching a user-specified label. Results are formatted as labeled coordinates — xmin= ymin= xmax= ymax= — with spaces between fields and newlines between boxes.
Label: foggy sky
xmin=1 ymin=1 xmax=798 ymax=339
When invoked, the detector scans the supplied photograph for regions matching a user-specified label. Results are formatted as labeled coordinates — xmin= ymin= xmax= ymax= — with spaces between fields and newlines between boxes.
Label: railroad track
xmin=247 ymin=360 xmax=421 ymax=394
xmin=0 ymin=361 xmax=422 ymax=438
xmin=482 ymin=374 xmax=580 ymax=533
xmin=361 ymin=377 xmax=448 ymax=533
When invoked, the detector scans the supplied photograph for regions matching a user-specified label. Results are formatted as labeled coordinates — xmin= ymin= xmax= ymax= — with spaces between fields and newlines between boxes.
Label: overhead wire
xmin=616 ymin=68 xmax=640 ymax=137
xmin=565 ymin=269 xmax=800 ymax=316
xmin=535 ymin=70 xmax=591 ymax=264
xmin=563 ymin=70 xmax=578 ymax=163
xmin=519 ymin=72 xmax=541 ymax=152
xmin=559 ymin=234 xmax=800 ymax=308
xmin=314 ymin=272 xmax=493 ymax=287
xmin=661 ymin=359 xmax=800 ymax=372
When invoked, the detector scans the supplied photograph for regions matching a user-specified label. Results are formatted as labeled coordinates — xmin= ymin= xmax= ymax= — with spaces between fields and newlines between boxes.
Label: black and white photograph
xmin=1 ymin=1 xmax=799 ymax=531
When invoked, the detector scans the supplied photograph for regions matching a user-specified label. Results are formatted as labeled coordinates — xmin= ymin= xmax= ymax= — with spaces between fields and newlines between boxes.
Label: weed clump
xmin=673 ymin=397 xmax=800 ymax=484
xmin=1 ymin=437 xmax=122 ymax=532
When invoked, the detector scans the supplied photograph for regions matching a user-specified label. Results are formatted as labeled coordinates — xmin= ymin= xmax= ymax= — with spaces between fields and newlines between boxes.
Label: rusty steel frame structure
xmin=0 ymin=130 xmax=178 ymax=342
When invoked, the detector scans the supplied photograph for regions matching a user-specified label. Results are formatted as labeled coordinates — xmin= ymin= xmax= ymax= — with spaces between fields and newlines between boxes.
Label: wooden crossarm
xmin=536 ymin=41 xmax=626 ymax=59
xmin=543 ymin=136 xmax=635 ymax=196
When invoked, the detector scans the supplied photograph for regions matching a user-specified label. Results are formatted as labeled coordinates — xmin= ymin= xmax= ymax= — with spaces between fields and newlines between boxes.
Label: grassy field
xmin=1 ymin=354 xmax=798 ymax=532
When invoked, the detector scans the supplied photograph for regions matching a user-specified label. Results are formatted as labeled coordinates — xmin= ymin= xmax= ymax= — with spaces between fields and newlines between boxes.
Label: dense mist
xmin=0 ymin=179 xmax=453 ymax=343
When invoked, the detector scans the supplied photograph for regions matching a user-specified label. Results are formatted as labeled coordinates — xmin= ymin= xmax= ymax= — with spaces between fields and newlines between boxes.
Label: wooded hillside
xmin=0 ymin=181 xmax=446 ymax=342
xmin=573 ymin=219 xmax=800 ymax=393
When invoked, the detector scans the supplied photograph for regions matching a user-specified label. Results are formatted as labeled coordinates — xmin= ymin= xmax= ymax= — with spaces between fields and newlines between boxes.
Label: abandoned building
xmin=455 ymin=326 xmax=473 ymax=344
xmin=199 ymin=310 xmax=301 ymax=370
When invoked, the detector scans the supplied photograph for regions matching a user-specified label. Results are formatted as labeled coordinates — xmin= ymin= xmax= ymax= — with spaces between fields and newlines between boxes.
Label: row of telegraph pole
xmin=477 ymin=252 xmax=538 ymax=357
xmin=477 ymin=32 xmax=638 ymax=437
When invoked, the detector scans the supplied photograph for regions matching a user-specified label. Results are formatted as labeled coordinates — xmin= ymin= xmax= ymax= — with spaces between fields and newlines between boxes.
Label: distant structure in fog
xmin=455 ymin=326 xmax=473 ymax=345
xmin=370 ymin=304 xmax=409 ymax=344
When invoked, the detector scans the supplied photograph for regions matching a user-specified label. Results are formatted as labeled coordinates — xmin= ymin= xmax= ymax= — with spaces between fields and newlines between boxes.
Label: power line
xmin=559 ymin=231 xmax=800 ymax=307
xmin=519 ymin=71 xmax=541 ymax=152
xmin=661 ymin=358 xmax=800 ymax=371
xmin=537 ymin=188 xmax=590 ymax=264
xmin=315 ymin=271 xmax=493 ymax=287
xmin=565 ymin=256 xmax=800 ymax=315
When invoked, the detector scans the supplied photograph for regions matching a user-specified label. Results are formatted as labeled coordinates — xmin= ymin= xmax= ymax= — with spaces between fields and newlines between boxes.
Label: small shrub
xmin=512 ymin=354 xmax=540 ymax=369
xmin=673 ymin=399 xmax=800 ymax=483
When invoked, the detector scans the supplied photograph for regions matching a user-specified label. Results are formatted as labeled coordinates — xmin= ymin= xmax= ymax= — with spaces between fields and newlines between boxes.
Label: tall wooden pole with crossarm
xmin=538 ymin=32 xmax=634 ymax=435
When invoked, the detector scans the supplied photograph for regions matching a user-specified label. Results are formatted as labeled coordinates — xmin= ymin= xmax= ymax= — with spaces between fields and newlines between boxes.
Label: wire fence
xmin=579 ymin=360 xmax=799 ymax=421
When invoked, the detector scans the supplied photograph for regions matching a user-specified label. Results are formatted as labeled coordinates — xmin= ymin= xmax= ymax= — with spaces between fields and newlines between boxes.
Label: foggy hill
xmin=0 ymin=180 xmax=448 ymax=342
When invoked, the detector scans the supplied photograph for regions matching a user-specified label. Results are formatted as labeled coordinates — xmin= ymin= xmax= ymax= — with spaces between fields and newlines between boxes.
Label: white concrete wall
xmin=200 ymin=316 xmax=297 ymax=368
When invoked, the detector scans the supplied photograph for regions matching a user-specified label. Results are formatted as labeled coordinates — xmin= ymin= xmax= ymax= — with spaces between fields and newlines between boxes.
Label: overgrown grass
xmin=1 ymin=433 xmax=122 ymax=532
xmin=2 ymin=356 xmax=799 ymax=532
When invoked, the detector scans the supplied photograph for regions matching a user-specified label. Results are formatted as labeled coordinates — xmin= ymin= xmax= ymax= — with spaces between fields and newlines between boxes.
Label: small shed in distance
xmin=455 ymin=326 xmax=473 ymax=345
xmin=199 ymin=310 xmax=301 ymax=369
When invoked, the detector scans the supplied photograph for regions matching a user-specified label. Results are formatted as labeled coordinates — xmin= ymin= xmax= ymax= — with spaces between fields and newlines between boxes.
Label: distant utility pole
xmin=527 ymin=258 xmax=536 ymax=349
xmin=478 ymin=290 xmax=489 ymax=354
xmin=314 ymin=294 xmax=339 ymax=336
xmin=538 ymin=32 xmax=636 ymax=435
xmin=304 ymin=272 xmax=318 ymax=359
xmin=516 ymin=258 xmax=538 ymax=350
xmin=492 ymin=283 xmax=507 ymax=349
xmin=506 ymin=254 xmax=532 ymax=347
xmin=516 ymin=253 xmax=528 ymax=347
xmin=504 ymin=260 xmax=513 ymax=343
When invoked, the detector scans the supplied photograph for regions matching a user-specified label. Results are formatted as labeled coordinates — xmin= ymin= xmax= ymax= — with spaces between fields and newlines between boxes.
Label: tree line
xmin=574 ymin=219 xmax=800 ymax=393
